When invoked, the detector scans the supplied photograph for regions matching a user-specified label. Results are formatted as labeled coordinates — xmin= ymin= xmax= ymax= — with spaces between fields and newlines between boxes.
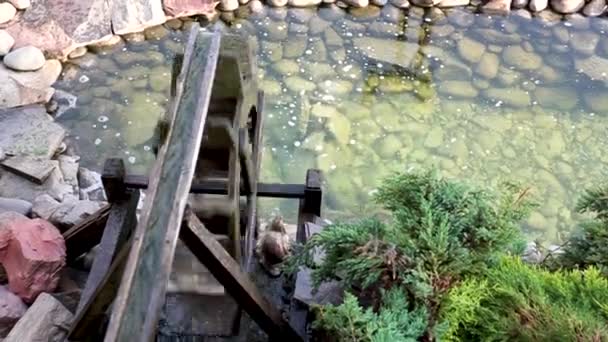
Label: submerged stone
xmin=353 ymin=37 xmax=418 ymax=70
xmin=438 ymin=81 xmax=479 ymax=98
xmin=483 ymin=87 xmax=531 ymax=107
xmin=502 ymin=45 xmax=542 ymax=70
xmin=534 ymin=86 xmax=578 ymax=111
xmin=457 ymin=37 xmax=485 ymax=63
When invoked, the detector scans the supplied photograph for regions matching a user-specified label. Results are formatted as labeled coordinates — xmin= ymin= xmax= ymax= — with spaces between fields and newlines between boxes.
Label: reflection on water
xmin=55 ymin=6 xmax=608 ymax=242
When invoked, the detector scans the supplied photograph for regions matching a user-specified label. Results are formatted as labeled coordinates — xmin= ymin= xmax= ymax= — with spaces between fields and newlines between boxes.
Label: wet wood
xmin=123 ymin=174 xmax=309 ymax=198
xmin=62 ymin=204 xmax=111 ymax=262
xmin=101 ymin=158 xmax=127 ymax=202
xmin=69 ymin=242 xmax=131 ymax=341
xmin=104 ymin=28 xmax=221 ymax=342
xmin=77 ymin=190 xmax=140 ymax=314
xmin=297 ymin=169 xmax=323 ymax=243
xmin=181 ymin=210 xmax=303 ymax=342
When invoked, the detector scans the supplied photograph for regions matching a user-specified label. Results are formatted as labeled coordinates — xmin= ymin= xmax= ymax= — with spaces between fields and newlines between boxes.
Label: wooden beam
xmin=101 ymin=158 xmax=127 ymax=202
xmin=180 ymin=210 xmax=303 ymax=342
xmin=104 ymin=28 xmax=221 ymax=342
xmin=62 ymin=204 xmax=111 ymax=262
xmin=77 ymin=190 xmax=139 ymax=314
xmin=123 ymin=175 xmax=308 ymax=199
xmin=297 ymin=169 xmax=323 ymax=243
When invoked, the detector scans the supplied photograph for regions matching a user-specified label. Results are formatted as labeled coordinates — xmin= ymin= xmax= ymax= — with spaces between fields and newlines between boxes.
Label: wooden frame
xmin=68 ymin=26 xmax=323 ymax=342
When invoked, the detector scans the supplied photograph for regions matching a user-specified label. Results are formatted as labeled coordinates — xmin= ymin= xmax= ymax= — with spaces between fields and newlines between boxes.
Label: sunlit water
xmin=54 ymin=6 xmax=608 ymax=243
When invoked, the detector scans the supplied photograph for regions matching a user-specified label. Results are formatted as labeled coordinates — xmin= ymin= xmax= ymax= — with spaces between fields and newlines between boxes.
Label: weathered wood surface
xmin=101 ymin=158 xmax=127 ymax=202
xmin=77 ymin=190 xmax=139 ymax=314
xmin=124 ymin=174 xmax=309 ymax=198
xmin=5 ymin=293 xmax=73 ymax=342
xmin=104 ymin=28 xmax=221 ymax=342
xmin=180 ymin=209 xmax=303 ymax=341
xmin=244 ymin=91 xmax=265 ymax=271
xmin=297 ymin=169 xmax=323 ymax=243
xmin=69 ymin=243 xmax=131 ymax=341
xmin=63 ymin=204 xmax=111 ymax=262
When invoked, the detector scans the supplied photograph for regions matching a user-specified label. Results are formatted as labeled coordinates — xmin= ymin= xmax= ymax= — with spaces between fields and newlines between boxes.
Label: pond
xmin=54 ymin=5 xmax=608 ymax=243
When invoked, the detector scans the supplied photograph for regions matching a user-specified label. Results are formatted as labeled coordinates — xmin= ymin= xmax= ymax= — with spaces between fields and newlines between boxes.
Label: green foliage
xmin=313 ymin=288 xmax=428 ymax=342
xmin=442 ymin=257 xmax=608 ymax=341
xmin=287 ymin=170 xmax=536 ymax=339
xmin=554 ymin=185 xmax=608 ymax=275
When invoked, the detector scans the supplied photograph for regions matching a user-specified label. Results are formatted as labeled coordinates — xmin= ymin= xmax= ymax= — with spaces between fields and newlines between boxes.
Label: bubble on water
xmin=288 ymin=121 xmax=295 ymax=126
xmin=305 ymin=50 xmax=312 ymax=55
xmin=495 ymin=101 xmax=503 ymax=107
xmin=294 ymin=141 xmax=301 ymax=147
xmin=144 ymin=145 xmax=151 ymax=151
xmin=330 ymin=164 xmax=337 ymax=170
xmin=92 ymin=124 xmax=97 ymax=128
xmin=79 ymin=75 xmax=90 ymax=83
xmin=128 ymin=121 xmax=132 ymax=125
xmin=102 ymin=125 xmax=107 ymax=129
xmin=128 ymin=156 xmax=136 ymax=164
xmin=315 ymin=145 xmax=323 ymax=151
xmin=94 ymin=138 xmax=102 ymax=145
xmin=98 ymin=116 xmax=109 ymax=123
xmin=115 ymin=133 xmax=121 ymax=137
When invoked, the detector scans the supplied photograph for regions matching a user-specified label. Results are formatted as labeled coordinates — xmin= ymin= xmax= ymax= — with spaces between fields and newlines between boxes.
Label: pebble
xmin=529 ymin=0 xmax=548 ymax=11
xmin=7 ymin=0 xmax=30 ymax=9
xmin=3 ymin=46 xmax=46 ymax=71
xmin=438 ymin=0 xmax=469 ymax=6
xmin=165 ymin=19 xmax=183 ymax=30
xmin=390 ymin=0 xmax=410 ymax=7
xmin=268 ymin=0 xmax=288 ymax=6
xmin=550 ymin=0 xmax=584 ymax=13
xmin=583 ymin=0 xmax=607 ymax=16
xmin=250 ymin=0 xmax=265 ymax=12
xmin=219 ymin=0 xmax=239 ymax=11
xmin=0 ymin=30 xmax=15 ymax=56
xmin=68 ymin=46 xmax=87 ymax=59
xmin=143 ymin=25 xmax=169 ymax=40
xmin=0 ymin=3 xmax=16 ymax=25
xmin=343 ymin=0 xmax=371 ymax=7
xmin=122 ymin=32 xmax=146 ymax=44
xmin=512 ymin=0 xmax=528 ymax=8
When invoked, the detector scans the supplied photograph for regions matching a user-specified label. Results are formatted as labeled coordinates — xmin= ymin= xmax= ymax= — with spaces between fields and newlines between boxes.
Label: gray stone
xmin=323 ymin=27 xmax=343 ymax=49
xmin=565 ymin=13 xmax=591 ymax=29
xmin=78 ymin=168 xmax=106 ymax=201
xmin=534 ymin=86 xmax=578 ymax=111
xmin=550 ymin=0 xmax=584 ymax=13
xmin=570 ymin=31 xmax=599 ymax=56
xmin=0 ymin=105 xmax=65 ymax=159
xmin=308 ymin=16 xmax=331 ymax=35
xmin=294 ymin=268 xmax=342 ymax=306
xmin=58 ymin=155 xmax=80 ymax=196
xmin=448 ymin=9 xmax=474 ymax=26
xmin=371 ymin=0 xmax=389 ymax=5
xmin=0 ymin=3 xmax=16 ymax=25
xmin=249 ymin=0 xmax=264 ymax=12
xmin=457 ymin=37 xmax=485 ymax=63
xmin=343 ymin=0 xmax=370 ymax=6
xmin=163 ymin=0 xmax=217 ymax=18
xmin=583 ymin=89 xmax=608 ymax=112
xmin=0 ymin=30 xmax=14 ymax=56
xmin=513 ymin=8 xmax=533 ymax=18
xmin=483 ymin=87 xmax=531 ymax=107
xmin=3 ymin=46 xmax=45 ymax=72
xmin=438 ymin=81 xmax=479 ymax=98
xmin=0 ymin=285 xmax=26 ymax=337
xmin=0 ymin=198 xmax=32 ymax=216
xmin=476 ymin=52 xmax=500 ymax=79
xmin=1 ymin=156 xmax=57 ymax=184
xmin=575 ymin=55 xmax=608 ymax=84
xmin=4 ymin=293 xmax=73 ymax=342
xmin=529 ymin=0 xmax=548 ymax=10
xmin=381 ymin=4 xmax=405 ymax=22
xmin=283 ymin=36 xmax=308 ymax=58
xmin=502 ymin=45 xmax=542 ymax=70
xmin=289 ymin=8 xmax=315 ymax=22
xmin=473 ymin=28 xmax=521 ymax=44
xmin=32 ymin=195 xmax=106 ymax=230
xmin=522 ymin=242 xmax=543 ymax=264
xmin=111 ymin=0 xmax=165 ymax=35
xmin=353 ymin=37 xmax=418 ymax=70
xmin=0 ymin=165 xmax=73 ymax=203
xmin=583 ymin=0 xmax=606 ymax=16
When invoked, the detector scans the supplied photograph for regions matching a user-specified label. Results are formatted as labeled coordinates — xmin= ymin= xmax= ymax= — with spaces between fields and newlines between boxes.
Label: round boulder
xmin=3 ymin=46 xmax=46 ymax=71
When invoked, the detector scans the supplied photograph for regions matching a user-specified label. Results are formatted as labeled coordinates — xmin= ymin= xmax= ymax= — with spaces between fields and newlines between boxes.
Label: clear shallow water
xmin=55 ymin=6 xmax=608 ymax=242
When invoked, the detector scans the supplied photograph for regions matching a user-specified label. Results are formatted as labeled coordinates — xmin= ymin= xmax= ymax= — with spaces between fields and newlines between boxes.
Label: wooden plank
xmin=244 ymin=91 xmax=265 ymax=271
xmin=104 ymin=28 xmax=221 ymax=342
xmin=297 ymin=169 xmax=323 ymax=243
xmin=62 ymin=204 xmax=111 ymax=262
xmin=101 ymin=158 xmax=127 ymax=202
xmin=228 ymin=119 xmax=241 ymax=262
xmin=180 ymin=210 xmax=303 ymax=342
xmin=69 ymin=242 xmax=131 ymax=341
xmin=77 ymin=190 xmax=139 ymax=314
xmin=123 ymin=175 xmax=308 ymax=198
